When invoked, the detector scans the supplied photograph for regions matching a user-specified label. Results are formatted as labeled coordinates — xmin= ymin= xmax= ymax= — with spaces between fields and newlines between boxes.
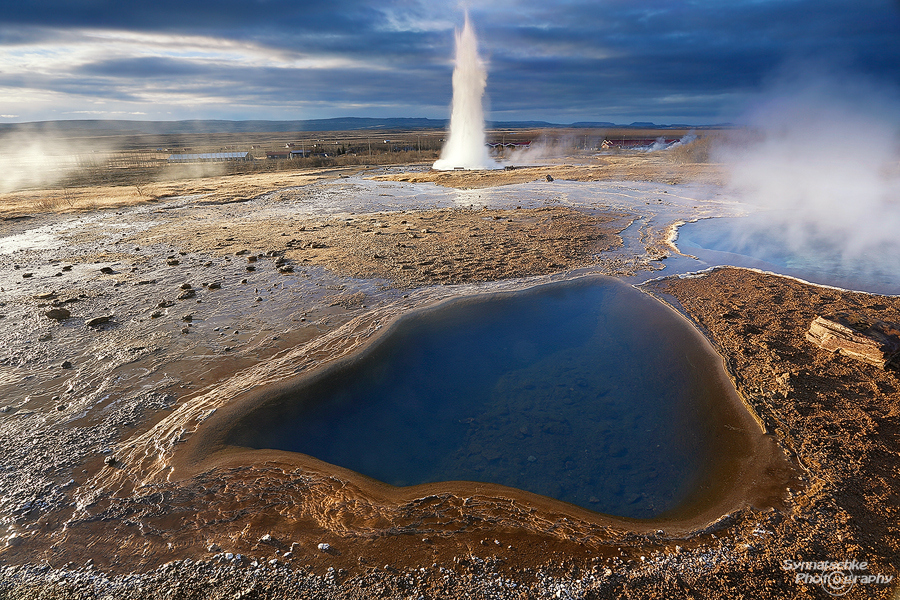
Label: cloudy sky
xmin=1 ymin=0 xmax=899 ymax=125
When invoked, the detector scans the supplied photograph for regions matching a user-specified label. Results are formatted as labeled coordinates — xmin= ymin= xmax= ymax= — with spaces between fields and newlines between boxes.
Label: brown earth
xmin=136 ymin=205 xmax=632 ymax=288
xmin=641 ymin=267 xmax=900 ymax=598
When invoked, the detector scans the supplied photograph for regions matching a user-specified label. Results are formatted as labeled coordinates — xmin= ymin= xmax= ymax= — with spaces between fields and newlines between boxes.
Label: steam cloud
xmin=716 ymin=67 xmax=900 ymax=268
xmin=433 ymin=12 xmax=498 ymax=171
xmin=0 ymin=127 xmax=111 ymax=193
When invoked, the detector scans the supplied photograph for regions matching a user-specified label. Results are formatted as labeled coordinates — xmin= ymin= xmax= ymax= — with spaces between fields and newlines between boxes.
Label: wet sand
xmin=1 ymin=160 xmax=897 ymax=598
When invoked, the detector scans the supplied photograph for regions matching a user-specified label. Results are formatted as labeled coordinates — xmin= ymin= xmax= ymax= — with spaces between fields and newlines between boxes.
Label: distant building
xmin=266 ymin=151 xmax=291 ymax=160
xmin=167 ymin=151 xmax=251 ymax=163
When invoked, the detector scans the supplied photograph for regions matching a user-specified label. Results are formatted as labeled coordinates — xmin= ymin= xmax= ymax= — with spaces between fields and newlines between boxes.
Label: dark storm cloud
xmin=2 ymin=0 xmax=899 ymax=122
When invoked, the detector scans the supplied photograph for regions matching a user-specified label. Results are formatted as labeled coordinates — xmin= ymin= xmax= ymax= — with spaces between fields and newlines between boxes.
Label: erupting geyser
xmin=433 ymin=12 xmax=498 ymax=171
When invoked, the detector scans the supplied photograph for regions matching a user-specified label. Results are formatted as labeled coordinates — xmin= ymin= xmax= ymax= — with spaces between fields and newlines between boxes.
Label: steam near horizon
xmin=715 ymin=66 xmax=900 ymax=268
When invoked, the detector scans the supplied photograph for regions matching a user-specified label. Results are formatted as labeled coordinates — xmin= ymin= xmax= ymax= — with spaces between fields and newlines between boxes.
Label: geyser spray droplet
xmin=433 ymin=12 xmax=498 ymax=171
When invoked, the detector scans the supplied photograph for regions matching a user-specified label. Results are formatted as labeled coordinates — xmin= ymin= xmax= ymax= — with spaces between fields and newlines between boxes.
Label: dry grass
xmin=668 ymin=134 xmax=717 ymax=165
xmin=0 ymin=167 xmax=366 ymax=220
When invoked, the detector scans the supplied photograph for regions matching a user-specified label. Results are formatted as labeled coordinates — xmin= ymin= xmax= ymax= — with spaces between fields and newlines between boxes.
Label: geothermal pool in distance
xmin=227 ymin=277 xmax=755 ymax=519
xmin=677 ymin=216 xmax=900 ymax=295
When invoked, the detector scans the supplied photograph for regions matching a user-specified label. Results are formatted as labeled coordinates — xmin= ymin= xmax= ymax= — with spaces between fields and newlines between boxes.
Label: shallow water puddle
xmin=229 ymin=278 xmax=753 ymax=519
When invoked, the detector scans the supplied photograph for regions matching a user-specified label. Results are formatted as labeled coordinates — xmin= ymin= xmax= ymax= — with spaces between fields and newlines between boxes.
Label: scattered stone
xmin=207 ymin=543 xmax=221 ymax=552
xmin=181 ymin=327 xmax=190 ymax=334
xmin=157 ymin=300 xmax=174 ymax=308
xmin=317 ymin=543 xmax=331 ymax=552
xmin=99 ymin=266 xmax=114 ymax=274
xmin=136 ymin=279 xmax=156 ymax=285
xmin=45 ymin=308 xmax=71 ymax=321
xmin=61 ymin=360 xmax=73 ymax=369
xmin=546 ymin=174 xmax=554 ymax=182
xmin=182 ymin=314 xmax=193 ymax=322
xmin=22 ymin=273 xmax=33 ymax=278
xmin=33 ymin=291 xmax=57 ymax=300
xmin=246 ymin=265 xmax=256 ymax=272
xmin=103 ymin=455 xmax=116 ymax=466
xmin=177 ymin=289 xmax=196 ymax=300
xmin=167 ymin=259 xmax=180 ymax=266
xmin=240 ymin=279 xmax=248 ymax=284
xmin=278 ymin=265 xmax=294 ymax=274
xmin=85 ymin=315 xmax=112 ymax=327
xmin=247 ymin=255 xmax=258 ymax=263
xmin=38 ymin=332 xmax=52 ymax=341
xmin=150 ymin=310 xmax=163 ymax=319
xmin=61 ymin=265 xmax=72 ymax=272
xmin=180 ymin=283 xmax=192 ymax=290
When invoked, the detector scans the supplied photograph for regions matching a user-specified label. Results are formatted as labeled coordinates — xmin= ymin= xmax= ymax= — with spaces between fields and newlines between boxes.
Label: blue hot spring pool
xmin=228 ymin=278 xmax=754 ymax=519
xmin=677 ymin=216 xmax=900 ymax=295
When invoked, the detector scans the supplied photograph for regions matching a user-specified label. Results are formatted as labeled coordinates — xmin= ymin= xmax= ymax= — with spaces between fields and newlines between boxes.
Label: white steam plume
xmin=716 ymin=67 xmax=900 ymax=264
xmin=433 ymin=12 xmax=498 ymax=171
xmin=0 ymin=127 xmax=112 ymax=193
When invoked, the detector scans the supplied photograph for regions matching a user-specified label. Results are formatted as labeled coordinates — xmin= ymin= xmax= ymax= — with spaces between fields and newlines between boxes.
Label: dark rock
xmin=61 ymin=360 xmax=73 ymax=369
xmin=182 ymin=314 xmax=193 ymax=322
xmin=177 ymin=289 xmax=196 ymax=300
xmin=150 ymin=310 xmax=163 ymax=318
xmin=546 ymin=174 xmax=554 ymax=182
xmin=99 ymin=266 xmax=114 ymax=274
xmin=85 ymin=315 xmax=112 ymax=327
xmin=45 ymin=308 xmax=71 ymax=321
xmin=247 ymin=256 xmax=257 ymax=263
xmin=157 ymin=300 xmax=174 ymax=308
xmin=246 ymin=265 xmax=256 ymax=272
xmin=33 ymin=291 xmax=57 ymax=300
xmin=208 ymin=282 xmax=222 ymax=290
xmin=180 ymin=283 xmax=192 ymax=290
xmin=22 ymin=273 xmax=33 ymax=278
xmin=167 ymin=259 xmax=180 ymax=266
xmin=61 ymin=265 xmax=72 ymax=271
xmin=278 ymin=266 xmax=294 ymax=274
xmin=103 ymin=455 xmax=116 ymax=466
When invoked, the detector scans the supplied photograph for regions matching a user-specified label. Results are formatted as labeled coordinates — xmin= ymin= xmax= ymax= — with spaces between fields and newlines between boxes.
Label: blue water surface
xmin=230 ymin=278 xmax=745 ymax=518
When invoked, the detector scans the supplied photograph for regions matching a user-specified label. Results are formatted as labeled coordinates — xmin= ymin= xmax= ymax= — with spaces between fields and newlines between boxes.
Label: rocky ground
xmin=0 ymin=161 xmax=897 ymax=598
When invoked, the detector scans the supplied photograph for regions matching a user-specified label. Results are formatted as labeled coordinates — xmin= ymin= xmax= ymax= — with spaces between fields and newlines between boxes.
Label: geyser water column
xmin=433 ymin=12 xmax=497 ymax=171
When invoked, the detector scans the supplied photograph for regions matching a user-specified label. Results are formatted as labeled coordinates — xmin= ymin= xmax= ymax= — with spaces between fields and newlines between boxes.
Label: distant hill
xmin=0 ymin=118 xmax=729 ymax=135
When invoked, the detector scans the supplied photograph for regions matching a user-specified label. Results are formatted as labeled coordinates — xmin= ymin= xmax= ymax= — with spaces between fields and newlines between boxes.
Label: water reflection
xmin=229 ymin=278 xmax=751 ymax=519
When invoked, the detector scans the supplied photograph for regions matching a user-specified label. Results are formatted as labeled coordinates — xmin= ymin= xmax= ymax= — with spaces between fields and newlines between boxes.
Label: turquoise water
xmin=229 ymin=278 xmax=744 ymax=519
xmin=677 ymin=216 xmax=900 ymax=295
